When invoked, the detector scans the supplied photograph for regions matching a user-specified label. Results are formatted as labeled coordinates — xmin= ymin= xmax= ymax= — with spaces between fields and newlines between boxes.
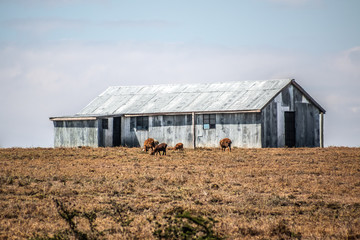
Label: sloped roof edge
xmin=259 ymin=79 xmax=326 ymax=113
xmin=291 ymin=80 xmax=326 ymax=113
xmin=76 ymin=79 xmax=294 ymax=116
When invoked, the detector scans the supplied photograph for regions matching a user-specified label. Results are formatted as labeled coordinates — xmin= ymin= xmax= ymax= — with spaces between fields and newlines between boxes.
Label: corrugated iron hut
xmin=49 ymin=79 xmax=325 ymax=148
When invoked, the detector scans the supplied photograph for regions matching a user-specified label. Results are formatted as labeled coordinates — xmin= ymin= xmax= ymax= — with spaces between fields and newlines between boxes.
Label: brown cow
xmin=220 ymin=138 xmax=232 ymax=152
xmin=174 ymin=142 xmax=184 ymax=150
xmin=151 ymin=143 xmax=167 ymax=155
xmin=143 ymin=138 xmax=156 ymax=152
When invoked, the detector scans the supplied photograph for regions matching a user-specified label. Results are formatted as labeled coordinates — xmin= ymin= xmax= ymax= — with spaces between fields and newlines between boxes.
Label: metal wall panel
xmin=295 ymin=102 xmax=320 ymax=147
xmin=261 ymin=101 xmax=278 ymax=147
xmin=261 ymin=84 xmax=321 ymax=148
xmin=122 ymin=115 xmax=193 ymax=148
xmin=121 ymin=113 xmax=262 ymax=149
xmin=53 ymin=120 xmax=98 ymax=147
xmin=98 ymin=118 xmax=113 ymax=147
xmin=293 ymin=86 xmax=320 ymax=147
xmin=197 ymin=112 xmax=262 ymax=148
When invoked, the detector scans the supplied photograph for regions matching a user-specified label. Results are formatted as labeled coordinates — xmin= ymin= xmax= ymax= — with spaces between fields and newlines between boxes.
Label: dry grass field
xmin=0 ymin=147 xmax=359 ymax=239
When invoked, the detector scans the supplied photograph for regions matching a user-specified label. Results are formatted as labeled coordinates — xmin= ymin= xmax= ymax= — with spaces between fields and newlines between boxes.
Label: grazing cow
xmin=154 ymin=140 xmax=159 ymax=147
xmin=144 ymin=138 xmax=156 ymax=152
xmin=174 ymin=143 xmax=184 ymax=150
xmin=151 ymin=143 xmax=167 ymax=155
xmin=220 ymin=138 xmax=232 ymax=152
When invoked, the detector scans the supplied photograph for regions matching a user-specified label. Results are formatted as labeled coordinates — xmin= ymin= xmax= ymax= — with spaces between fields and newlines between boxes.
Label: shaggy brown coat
xmin=144 ymin=138 xmax=156 ymax=152
xmin=151 ymin=143 xmax=167 ymax=155
xmin=174 ymin=143 xmax=184 ymax=150
xmin=220 ymin=138 xmax=232 ymax=152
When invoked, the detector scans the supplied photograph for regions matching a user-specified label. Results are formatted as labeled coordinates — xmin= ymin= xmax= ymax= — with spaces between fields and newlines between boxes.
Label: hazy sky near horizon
xmin=0 ymin=0 xmax=359 ymax=147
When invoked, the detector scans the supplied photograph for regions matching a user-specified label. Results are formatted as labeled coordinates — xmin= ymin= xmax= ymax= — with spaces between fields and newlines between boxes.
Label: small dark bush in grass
xmin=53 ymin=199 xmax=89 ymax=240
xmin=110 ymin=200 xmax=134 ymax=227
xmin=238 ymin=226 xmax=263 ymax=237
xmin=270 ymin=219 xmax=302 ymax=239
xmin=153 ymin=207 xmax=223 ymax=239
xmin=48 ymin=199 xmax=103 ymax=240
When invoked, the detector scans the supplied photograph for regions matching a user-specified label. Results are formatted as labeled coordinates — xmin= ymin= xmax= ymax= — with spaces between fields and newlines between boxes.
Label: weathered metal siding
xmin=262 ymin=101 xmax=278 ymax=147
xmin=261 ymin=88 xmax=293 ymax=147
xmin=121 ymin=117 xmax=142 ymax=147
xmin=294 ymin=88 xmax=320 ymax=147
xmin=261 ymin=84 xmax=320 ymax=147
xmin=98 ymin=118 xmax=114 ymax=147
xmin=153 ymin=115 xmax=193 ymax=148
xmin=196 ymin=113 xmax=262 ymax=148
xmin=53 ymin=120 xmax=98 ymax=147
xmin=121 ymin=113 xmax=261 ymax=148
xmin=121 ymin=115 xmax=193 ymax=148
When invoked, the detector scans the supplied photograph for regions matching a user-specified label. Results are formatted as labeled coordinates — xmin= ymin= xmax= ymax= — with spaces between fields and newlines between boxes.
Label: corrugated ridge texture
xmin=77 ymin=79 xmax=292 ymax=115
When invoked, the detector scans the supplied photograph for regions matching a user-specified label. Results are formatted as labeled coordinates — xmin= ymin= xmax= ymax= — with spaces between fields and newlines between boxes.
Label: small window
xmin=136 ymin=116 xmax=149 ymax=131
xmin=203 ymin=114 xmax=216 ymax=129
xmin=130 ymin=117 xmax=136 ymax=132
xmin=163 ymin=115 xmax=174 ymax=126
xmin=186 ymin=114 xmax=192 ymax=125
xmin=102 ymin=119 xmax=108 ymax=129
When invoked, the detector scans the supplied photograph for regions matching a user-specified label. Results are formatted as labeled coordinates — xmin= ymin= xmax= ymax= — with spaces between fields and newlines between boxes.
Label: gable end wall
xmin=261 ymin=84 xmax=320 ymax=147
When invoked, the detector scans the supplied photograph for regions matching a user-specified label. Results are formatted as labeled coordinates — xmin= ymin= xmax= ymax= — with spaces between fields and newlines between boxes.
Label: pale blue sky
xmin=0 ymin=0 xmax=359 ymax=147
xmin=1 ymin=0 xmax=359 ymax=52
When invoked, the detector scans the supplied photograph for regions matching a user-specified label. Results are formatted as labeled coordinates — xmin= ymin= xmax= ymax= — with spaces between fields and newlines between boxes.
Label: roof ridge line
xmin=106 ymin=79 xmax=292 ymax=88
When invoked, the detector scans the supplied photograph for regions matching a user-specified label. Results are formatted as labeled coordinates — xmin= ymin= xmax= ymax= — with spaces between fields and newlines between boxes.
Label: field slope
xmin=0 ymin=147 xmax=359 ymax=239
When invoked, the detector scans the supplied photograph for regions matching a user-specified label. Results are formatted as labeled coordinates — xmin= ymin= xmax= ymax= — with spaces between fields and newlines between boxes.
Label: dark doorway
xmin=285 ymin=112 xmax=296 ymax=147
xmin=98 ymin=119 xmax=107 ymax=147
xmin=113 ymin=117 xmax=121 ymax=146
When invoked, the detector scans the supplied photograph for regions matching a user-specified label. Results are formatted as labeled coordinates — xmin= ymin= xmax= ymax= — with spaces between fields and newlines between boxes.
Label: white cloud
xmin=351 ymin=106 xmax=360 ymax=113
xmin=335 ymin=46 xmax=360 ymax=76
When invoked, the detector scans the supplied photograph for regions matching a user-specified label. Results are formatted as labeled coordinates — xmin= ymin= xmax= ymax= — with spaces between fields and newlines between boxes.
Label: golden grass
xmin=0 ymin=147 xmax=359 ymax=239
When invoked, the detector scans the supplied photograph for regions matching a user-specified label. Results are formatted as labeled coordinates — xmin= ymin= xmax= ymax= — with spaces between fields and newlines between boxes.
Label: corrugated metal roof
xmin=76 ymin=79 xmax=293 ymax=116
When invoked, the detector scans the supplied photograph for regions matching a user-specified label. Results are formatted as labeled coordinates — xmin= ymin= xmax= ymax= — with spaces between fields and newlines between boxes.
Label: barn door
xmin=285 ymin=111 xmax=296 ymax=147
xmin=113 ymin=117 xmax=121 ymax=147
xmin=98 ymin=118 xmax=108 ymax=147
